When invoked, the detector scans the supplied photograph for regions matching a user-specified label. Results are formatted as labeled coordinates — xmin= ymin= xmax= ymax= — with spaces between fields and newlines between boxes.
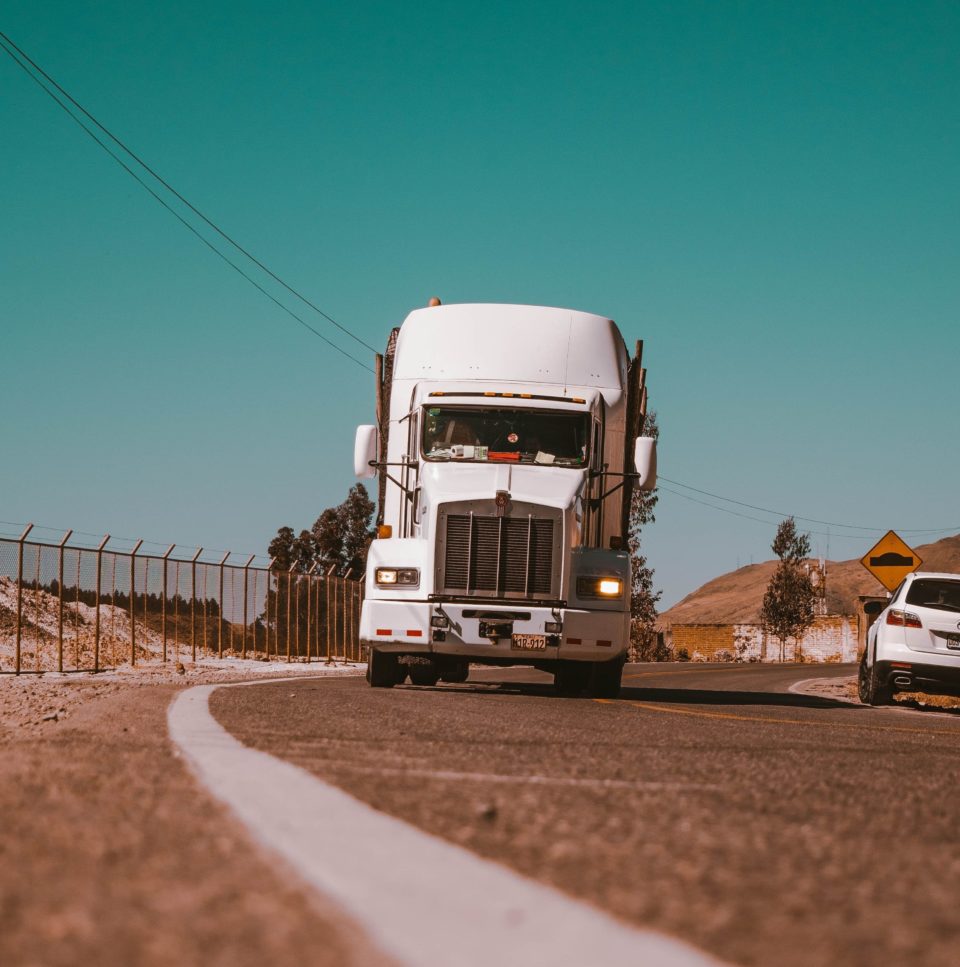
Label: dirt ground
xmin=796 ymin=673 xmax=960 ymax=712
xmin=0 ymin=660 xmax=390 ymax=967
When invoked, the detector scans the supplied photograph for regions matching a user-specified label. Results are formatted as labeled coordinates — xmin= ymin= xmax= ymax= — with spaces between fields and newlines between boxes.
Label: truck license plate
xmin=512 ymin=633 xmax=546 ymax=651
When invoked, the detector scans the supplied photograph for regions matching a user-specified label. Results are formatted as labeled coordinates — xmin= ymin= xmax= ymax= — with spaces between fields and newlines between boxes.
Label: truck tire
xmin=409 ymin=660 xmax=441 ymax=687
xmin=439 ymin=659 xmax=469 ymax=683
xmin=590 ymin=656 xmax=625 ymax=699
xmin=554 ymin=662 xmax=590 ymax=697
xmin=367 ymin=649 xmax=401 ymax=688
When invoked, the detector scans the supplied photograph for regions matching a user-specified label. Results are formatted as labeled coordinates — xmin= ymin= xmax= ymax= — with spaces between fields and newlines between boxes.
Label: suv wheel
xmin=858 ymin=656 xmax=892 ymax=706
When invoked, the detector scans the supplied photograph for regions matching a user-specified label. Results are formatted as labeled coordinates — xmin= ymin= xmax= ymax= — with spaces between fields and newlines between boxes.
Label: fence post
xmin=94 ymin=534 xmax=109 ymax=673
xmin=305 ymin=563 xmax=318 ymax=662
xmin=313 ymin=570 xmax=321 ymax=661
xmin=242 ymin=554 xmax=255 ymax=659
xmin=130 ymin=539 xmax=143 ymax=666
xmin=218 ymin=552 xmax=230 ymax=657
xmin=190 ymin=547 xmax=203 ymax=663
xmin=57 ymin=529 xmax=72 ymax=674
xmin=343 ymin=569 xmax=354 ymax=662
xmin=286 ymin=562 xmax=296 ymax=662
xmin=358 ymin=574 xmax=365 ymax=665
xmin=161 ymin=544 xmax=175 ymax=662
xmin=265 ymin=557 xmax=275 ymax=659
xmin=14 ymin=523 xmax=34 ymax=675
xmin=325 ymin=563 xmax=336 ymax=663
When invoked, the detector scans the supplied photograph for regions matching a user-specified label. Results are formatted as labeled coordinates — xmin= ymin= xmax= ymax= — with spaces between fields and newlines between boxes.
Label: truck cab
xmin=354 ymin=303 xmax=656 ymax=696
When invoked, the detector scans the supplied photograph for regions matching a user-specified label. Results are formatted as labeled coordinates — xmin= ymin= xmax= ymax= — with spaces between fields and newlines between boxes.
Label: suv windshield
xmin=905 ymin=579 xmax=960 ymax=613
xmin=422 ymin=406 xmax=590 ymax=466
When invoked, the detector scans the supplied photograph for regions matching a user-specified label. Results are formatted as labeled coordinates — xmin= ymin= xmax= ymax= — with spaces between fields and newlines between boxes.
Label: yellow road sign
xmin=861 ymin=530 xmax=922 ymax=592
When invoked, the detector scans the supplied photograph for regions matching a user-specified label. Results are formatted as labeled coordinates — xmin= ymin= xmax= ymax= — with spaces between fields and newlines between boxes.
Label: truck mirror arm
xmin=368 ymin=461 xmax=419 ymax=503
xmin=587 ymin=469 xmax=643 ymax=505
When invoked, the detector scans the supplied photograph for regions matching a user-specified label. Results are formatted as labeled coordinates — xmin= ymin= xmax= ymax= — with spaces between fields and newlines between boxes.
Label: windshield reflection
xmin=422 ymin=406 xmax=590 ymax=466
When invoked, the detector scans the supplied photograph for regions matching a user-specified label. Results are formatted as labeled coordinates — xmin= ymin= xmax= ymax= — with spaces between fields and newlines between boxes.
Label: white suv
xmin=859 ymin=571 xmax=960 ymax=705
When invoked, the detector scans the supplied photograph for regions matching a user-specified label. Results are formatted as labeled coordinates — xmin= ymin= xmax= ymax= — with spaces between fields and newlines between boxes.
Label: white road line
xmin=168 ymin=682 xmax=725 ymax=967
xmin=277 ymin=760 xmax=718 ymax=792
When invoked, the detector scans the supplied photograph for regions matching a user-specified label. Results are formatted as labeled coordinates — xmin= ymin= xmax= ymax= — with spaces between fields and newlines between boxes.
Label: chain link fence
xmin=0 ymin=525 xmax=364 ymax=674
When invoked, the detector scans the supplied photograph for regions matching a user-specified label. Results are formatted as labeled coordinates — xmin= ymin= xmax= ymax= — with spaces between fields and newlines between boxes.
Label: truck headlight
xmin=375 ymin=567 xmax=420 ymax=587
xmin=576 ymin=576 xmax=623 ymax=599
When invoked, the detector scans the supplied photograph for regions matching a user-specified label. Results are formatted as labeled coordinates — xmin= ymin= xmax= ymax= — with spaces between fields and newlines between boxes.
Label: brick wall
xmin=668 ymin=615 xmax=857 ymax=663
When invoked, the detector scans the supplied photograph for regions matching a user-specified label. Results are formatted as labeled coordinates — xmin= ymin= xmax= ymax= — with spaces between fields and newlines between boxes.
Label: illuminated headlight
xmin=576 ymin=576 xmax=623 ymax=599
xmin=375 ymin=567 xmax=420 ymax=587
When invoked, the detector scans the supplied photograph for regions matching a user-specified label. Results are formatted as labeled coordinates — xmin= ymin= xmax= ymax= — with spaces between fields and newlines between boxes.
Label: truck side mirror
xmin=354 ymin=425 xmax=378 ymax=478
xmin=633 ymin=436 xmax=657 ymax=491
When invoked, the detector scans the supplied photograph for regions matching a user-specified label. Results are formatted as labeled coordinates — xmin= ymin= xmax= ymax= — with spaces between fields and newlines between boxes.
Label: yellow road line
xmin=624 ymin=666 xmax=781 ymax=681
xmin=595 ymin=699 xmax=960 ymax=739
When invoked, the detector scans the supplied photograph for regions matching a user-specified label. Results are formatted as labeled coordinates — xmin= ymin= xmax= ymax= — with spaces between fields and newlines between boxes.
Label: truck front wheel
xmin=367 ymin=649 xmax=402 ymax=688
xmin=590 ymin=656 xmax=625 ymax=699
xmin=554 ymin=662 xmax=591 ymax=697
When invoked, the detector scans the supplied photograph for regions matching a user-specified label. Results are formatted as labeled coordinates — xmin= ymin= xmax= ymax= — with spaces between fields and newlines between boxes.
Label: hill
xmin=658 ymin=533 xmax=960 ymax=629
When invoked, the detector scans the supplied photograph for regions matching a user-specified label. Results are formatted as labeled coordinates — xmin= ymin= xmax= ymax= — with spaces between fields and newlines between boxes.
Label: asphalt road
xmin=211 ymin=663 xmax=960 ymax=967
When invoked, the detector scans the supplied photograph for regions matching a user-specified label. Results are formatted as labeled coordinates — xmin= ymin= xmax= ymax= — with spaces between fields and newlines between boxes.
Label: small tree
xmin=760 ymin=518 xmax=816 ymax=660
xmin=629 ymin=411 xmax=666 ymax=661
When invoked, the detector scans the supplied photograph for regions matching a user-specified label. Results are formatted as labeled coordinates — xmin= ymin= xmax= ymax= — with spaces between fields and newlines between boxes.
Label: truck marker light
xmin=597 ymin=640 xmax=612 ymax=647
xmin=377 ymin=525 xmax=393 ymax=539
xmin=891 ymin=662 xmax=913 ymax=669
xmin=567 ymin=637 xmax=582 ymax=645
xmin=407 ymin=629 xmax=423 ymax=637
xmin=484 ymin=391 xmax=496 ymax=396
xmin=376 ymin=628 xmax=392 ymax=636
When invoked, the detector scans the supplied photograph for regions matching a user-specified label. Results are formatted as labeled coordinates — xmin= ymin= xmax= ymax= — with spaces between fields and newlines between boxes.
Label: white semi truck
xmin=353 ymin=302 xmax=656 ymax=697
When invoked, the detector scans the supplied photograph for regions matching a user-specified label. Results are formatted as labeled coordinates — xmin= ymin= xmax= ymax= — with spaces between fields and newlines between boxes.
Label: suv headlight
xmin=375 ymin=567 xmax=420 ymax=588
xmin=576 ymin=576 xmax=623 ymax=599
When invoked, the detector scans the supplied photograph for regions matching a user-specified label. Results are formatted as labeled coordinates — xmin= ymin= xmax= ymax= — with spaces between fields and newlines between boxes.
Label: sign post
xmin=860 ymin=530 xmax=922 ymax=592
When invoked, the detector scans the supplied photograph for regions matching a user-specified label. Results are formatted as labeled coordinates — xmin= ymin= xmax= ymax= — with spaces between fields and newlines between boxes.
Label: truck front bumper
xmin=360 ymin=599 xmax=629 ymax=662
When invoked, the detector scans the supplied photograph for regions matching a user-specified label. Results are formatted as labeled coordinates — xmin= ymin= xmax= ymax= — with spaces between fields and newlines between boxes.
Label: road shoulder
xmin=0 ymin=662 xmax=383 ymax=967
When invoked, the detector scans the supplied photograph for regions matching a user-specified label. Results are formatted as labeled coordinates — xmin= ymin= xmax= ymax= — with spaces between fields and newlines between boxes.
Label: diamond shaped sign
xmin=860 ymin=530 xmax=922 ymax=592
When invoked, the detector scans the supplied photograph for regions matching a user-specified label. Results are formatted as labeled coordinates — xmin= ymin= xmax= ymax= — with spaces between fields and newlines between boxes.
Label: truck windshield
xmin=422 ymin=406 xmax=590 ymax=466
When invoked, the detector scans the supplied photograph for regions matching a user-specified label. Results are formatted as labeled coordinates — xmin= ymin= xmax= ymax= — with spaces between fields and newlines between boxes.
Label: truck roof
xmin=392 ymin=303 xmax=629 ymax=393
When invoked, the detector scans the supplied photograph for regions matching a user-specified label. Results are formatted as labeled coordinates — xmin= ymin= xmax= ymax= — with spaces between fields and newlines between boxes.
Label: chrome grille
xmin=440 ymin=511 xmax=556 ymax=599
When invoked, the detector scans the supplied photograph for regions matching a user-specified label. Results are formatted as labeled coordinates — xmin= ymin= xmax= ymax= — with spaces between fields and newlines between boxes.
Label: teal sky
xmin=2 ymin=1 xmax=958 ymax=607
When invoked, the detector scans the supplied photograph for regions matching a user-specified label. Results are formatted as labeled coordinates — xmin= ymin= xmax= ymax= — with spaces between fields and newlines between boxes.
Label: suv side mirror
xmin=633 ymin=436 xmax=657 ymax=491
xmin=863 ymin=600 xmax=885 ymax=616
xmin=354 ymin=425 xmax=378 ymax=478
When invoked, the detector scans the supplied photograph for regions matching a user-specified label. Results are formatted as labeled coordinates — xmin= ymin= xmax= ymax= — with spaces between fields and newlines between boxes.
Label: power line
xmin=0 ymin=32 xmax=375 ymax=372
xmin=659 ymin=476 xmax=960 ymax=536
xmin=0 ymin=517 xmax=267 ymax=562
xmin=657 ymin=485 xmax=856 ymax=540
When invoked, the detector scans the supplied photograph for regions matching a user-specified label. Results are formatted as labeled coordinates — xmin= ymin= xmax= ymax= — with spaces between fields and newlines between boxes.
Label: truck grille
xmin=440 ymin=511 xmax=557 ymax=599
